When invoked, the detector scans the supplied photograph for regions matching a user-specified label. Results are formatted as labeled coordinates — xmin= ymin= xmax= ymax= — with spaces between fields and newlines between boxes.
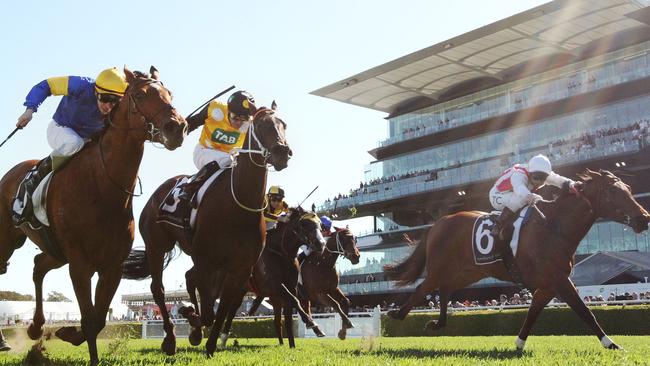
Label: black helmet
xmin=227 ymin=91 xmax=256 ymax=116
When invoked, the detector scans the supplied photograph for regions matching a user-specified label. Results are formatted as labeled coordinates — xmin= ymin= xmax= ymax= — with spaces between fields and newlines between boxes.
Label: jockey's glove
xmin=526 ymin=193 xmax=543 ymax=204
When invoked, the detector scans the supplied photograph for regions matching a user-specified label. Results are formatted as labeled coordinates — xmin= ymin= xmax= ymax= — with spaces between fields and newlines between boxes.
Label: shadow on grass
xmin=347 ymin=347 xmax=528 ymax=360
xmin=134 ymin=342 xmax=268 ymax=356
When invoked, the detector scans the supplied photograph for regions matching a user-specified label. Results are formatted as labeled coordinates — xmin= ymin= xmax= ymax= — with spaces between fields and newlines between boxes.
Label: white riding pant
xmin=46 ymin=120 xmax=86 ymax=157
xmin=193 ymin=143 xmax=233 ymax=170
xmin=489 ymin=187 xmax=527 ymax=212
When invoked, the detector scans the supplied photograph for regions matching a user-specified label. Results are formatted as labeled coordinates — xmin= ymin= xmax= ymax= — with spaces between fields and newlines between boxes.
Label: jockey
xmin=489 ymin=154 xmax=575 ymax=239
xmin=263 ymin=185 xmax=289 ymax=231
xmin=0 ymin=329 xmax=10 ymax=352
xmin=168 ymin=90 xmax=257 ymax=226
xmin=12 ymin=67 xmax=128 ymax=227
xmin=297 ymin=215 xmax=333 ymax=264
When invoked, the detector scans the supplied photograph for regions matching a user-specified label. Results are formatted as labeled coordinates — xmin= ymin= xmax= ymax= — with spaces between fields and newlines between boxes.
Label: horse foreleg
xmin=248 ymin=295 xmax=265 ymax=316
xmin=331 ymin=288 xmax=353 ymax=328
xmin=388 ymin=278 xmax=438 ymax=321
xmin=271 ymin=297 xmax=284 ymax=345
xmin=282 ymin=302 xmax=295 ymax=348
xmin=28 ymin=253 xmax=64 ymax=340
xmin=280 ymin=283 xmax=324 ymax=337
xmin=318 ymin=293 xmax=351 ymax=340
xmin=556 ymin=277 xmax=620 ymax=349
xmin=515 ymin=288 xmax=555 ymax=351
xmin=205 ymin=272 xmax=247 ymax=357
xmin=57 ymin=263 xmax=98 ymax=365
xmin=218 ymin=285 xmax=247 ymax=350
xmin=0 ymin=200 xmax=27 ymax=275
xmin=424 ymin=287 xmax=450 ymax=332
xmin=148 ymin=252 xmax=176 ymax=355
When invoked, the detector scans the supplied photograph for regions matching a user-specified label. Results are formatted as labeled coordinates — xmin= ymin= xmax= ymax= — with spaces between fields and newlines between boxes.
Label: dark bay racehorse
xmin=384 ymin=169 xmax=650 ymax=351
xmin=183 ymin=207 xmax=327 ymax=350
xmin=122 ymin=102 xmax=292 ymax=356
xmin=298 ymin=227 xmax=360 ymax=340
xmin=246 ymin=208 xmax=326 ymax=348
xmin=0 ymin=67 xmax=187 ymax=365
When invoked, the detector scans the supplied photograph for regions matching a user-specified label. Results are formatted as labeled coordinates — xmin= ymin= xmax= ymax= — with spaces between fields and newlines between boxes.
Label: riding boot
xmin=178 ymin=161 xmax=220 ymax=208
xmin=12 ymin=156 xmax=53 ymax=227
xmin=490 ymin=207 xmax=517 ymax=241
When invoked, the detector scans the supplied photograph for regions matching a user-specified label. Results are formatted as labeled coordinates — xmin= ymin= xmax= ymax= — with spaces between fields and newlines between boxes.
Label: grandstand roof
xmin=311 ymin=0 xmax=650 ymax=114
xmin=571 ymin=251 xmax=650 ymax=286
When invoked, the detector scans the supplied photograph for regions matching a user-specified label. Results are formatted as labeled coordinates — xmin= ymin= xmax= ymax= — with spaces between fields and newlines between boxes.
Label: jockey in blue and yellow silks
xmin=13 ymin=67 xmax=128 ymax=227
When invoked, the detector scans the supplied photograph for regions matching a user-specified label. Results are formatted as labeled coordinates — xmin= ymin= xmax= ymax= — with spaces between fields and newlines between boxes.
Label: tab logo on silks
xmin=211 ymin=129 xmax=240 ymax=145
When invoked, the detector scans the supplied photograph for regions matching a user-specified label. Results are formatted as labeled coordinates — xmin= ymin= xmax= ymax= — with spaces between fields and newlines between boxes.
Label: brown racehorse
xmin=0 ymin=67 xmax=187 ymax=365
xmin=122 ymin=102 xmax=292 ymax=356
xmin=384 ymin=169 xmax=650 ymax=351
xmin=245 ymin=207 xmax=326 ymax=348
xmin=298 ymin=227 xmax=360 ymax=340
xmin=183 ymin=206 xmax=327 ymax=350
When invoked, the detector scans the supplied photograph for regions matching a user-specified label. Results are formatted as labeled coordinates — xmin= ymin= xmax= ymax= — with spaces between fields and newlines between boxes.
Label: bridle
xmin=229 ymin=107 xmax=284 ymax=212
xmin=589 ymin=178 xmax=634 ymax=226
xmin=99 ymin=78 xmax=175 ymax=196
xmin=325 ymin=230 xmax=351 ymax=257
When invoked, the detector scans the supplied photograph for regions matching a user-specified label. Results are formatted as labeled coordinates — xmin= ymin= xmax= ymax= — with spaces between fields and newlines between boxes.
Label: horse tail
xmin=383 ymin=226 xmax=431 ymax=287
xmin=121 ymin=247 xmax=177 ymax=280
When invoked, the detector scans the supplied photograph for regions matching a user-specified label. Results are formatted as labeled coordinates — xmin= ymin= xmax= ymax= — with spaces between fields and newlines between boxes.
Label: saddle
xmin=472 ymin=207 xmax=533 ymax=288
xmin=157 ymin=161 xmax=223 ymax=231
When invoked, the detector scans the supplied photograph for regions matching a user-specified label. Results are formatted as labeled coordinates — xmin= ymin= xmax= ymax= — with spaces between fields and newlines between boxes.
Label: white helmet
xmin=528 ymin=154 xmax=552 ymax=174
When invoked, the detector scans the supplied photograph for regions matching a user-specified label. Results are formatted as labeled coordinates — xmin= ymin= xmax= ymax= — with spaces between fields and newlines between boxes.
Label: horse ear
xmin=271 ymin=100 xmax=278 ymax=111
xmin=150 ymin=66 xmax=160 ymax=80
xmin=124 ymin=66 xmax=136 ymax=83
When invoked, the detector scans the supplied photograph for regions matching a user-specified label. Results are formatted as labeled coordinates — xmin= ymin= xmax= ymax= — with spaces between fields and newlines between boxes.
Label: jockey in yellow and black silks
xmin=160 ymin=91 xmax=257 ymax=229
xmin=264 ymin=185 xmax=289 ymax=231
xmin=12 ymin=67 xmax=128 ymax=227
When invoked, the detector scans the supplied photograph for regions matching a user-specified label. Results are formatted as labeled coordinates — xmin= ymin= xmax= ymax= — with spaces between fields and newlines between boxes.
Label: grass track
xmin=0 ymin=336 xmax=649 ymax=365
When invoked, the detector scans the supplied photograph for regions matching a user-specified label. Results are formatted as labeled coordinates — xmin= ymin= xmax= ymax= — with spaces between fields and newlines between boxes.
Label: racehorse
xmin=298 ymin=227 xmax=360 ymax=340
xmin=245 ymin=207 xmax=326 ymax=348
xmin=0 ymin=67 xmax=187 ymax=365
xmin=122 ymin=102 xmax=292 ymax=356
xmin=384 ymin=169 xmax=650 ymax=351
xmin=181 ymin=207 xmax=327 ymax=350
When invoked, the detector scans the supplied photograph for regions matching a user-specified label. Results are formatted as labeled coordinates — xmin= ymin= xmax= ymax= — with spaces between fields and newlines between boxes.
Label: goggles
xmin=97 ymin=93 xmax=121 ymax=105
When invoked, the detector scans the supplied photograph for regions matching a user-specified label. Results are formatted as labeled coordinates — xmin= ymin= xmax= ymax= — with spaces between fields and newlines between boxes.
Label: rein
xmin=325 ymin=231 xmax=346 ymax=256
xmin=99 ymin=78 xmax=171 ymax=197
xmin=228 ymin=108 xmax=274 ymax=212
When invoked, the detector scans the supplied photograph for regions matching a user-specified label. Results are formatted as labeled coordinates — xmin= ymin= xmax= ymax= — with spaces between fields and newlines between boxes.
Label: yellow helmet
xmin=95 ymin=67 xmax=128 ymax=96
xmin=268 ymin=185 xmax=285 ymax=198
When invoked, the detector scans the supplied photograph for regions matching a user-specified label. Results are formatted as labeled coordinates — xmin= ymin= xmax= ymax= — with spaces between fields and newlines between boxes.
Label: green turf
xmin=0 ymin=336 xmax=648 ymax=365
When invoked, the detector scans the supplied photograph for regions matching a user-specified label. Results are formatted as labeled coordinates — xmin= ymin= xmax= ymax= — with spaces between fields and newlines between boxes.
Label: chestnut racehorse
xmin=384 ymin=169 xmax=650 ymax=351
xmin=122 ymin=102 xmax=292 ymax=356
xmin=0 ymin=67 xmax=187 ymax=365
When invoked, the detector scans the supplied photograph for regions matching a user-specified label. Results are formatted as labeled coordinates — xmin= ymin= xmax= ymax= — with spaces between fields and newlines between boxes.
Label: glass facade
xmin=382 ymin=43 xmax=650 ymax=147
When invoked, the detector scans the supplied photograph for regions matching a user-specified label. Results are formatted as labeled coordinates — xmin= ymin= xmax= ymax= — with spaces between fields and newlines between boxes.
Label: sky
xmin=0 ymin=0 xmax=547 ymax=311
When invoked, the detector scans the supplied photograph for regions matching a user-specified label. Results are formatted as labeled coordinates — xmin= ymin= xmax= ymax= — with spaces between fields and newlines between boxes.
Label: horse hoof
xmin=424 ymin=320 xmax=443 ymax=332
xmin=338 ymin=329 xmax=347 ymax=340
xmin=312 ymin=326 xmax=326 ymax=337
xmin=608 ymin=343 xmax=622 ymax=350
xmin=178 ymin=305 xmax=196 ymax=318
xmin=189 ymin=328 xmax=202 ymax=346
xmin=27 ymin=323 xmax=43 ymax=340
xmin=387 ymin=309 xmax=404 ymax=320
xmin=206 ymin=343 xmax=217 ymax=357
xmin=161 ymin=336 xmax=176 ymax=355
xmin=55 ymin=326 xmax=85 ymax=346
xmin=515 ymin=337 xmax=526 ymax=351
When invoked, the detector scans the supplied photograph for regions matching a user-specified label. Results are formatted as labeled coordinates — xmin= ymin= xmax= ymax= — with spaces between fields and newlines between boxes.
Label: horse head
xmin=288 ymin=207 xmax=325 ymax=254
xmin=578 ymin=169 xmax=650 ymax=233
xmin=248 ymin=101 xmax=292 ymax=171
xmin=121 ymin=66 xmax=187 ymax=150
xmin=331 ymin=227 xmax=360 ymax=264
